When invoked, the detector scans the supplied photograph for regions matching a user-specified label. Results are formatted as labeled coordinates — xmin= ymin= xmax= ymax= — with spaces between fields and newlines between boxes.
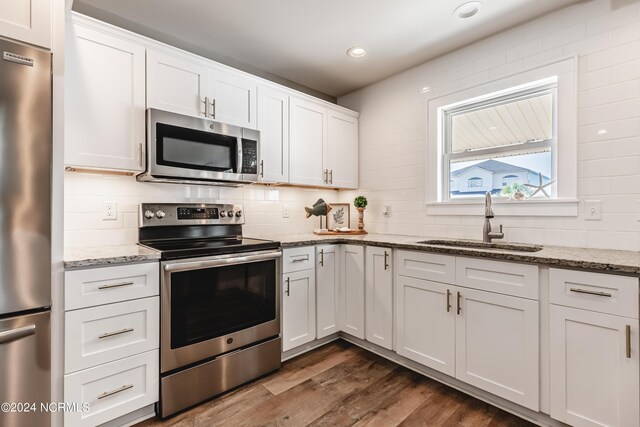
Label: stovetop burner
xmin=138 ymin=203 xmax=280 ymax=260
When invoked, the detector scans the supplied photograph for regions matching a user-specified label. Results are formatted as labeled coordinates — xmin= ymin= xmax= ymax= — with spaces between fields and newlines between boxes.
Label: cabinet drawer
xmin=395 ymin=250 xmax=455 ymax=284
xmin=64 ymin=350 xmax=159 ymax=427
xmin=65 ymin=262 xmax=159 ymax=310
xmin=65 ymin=297 xmax=159 ymax=373
xmin=456 ymin=257 xmax=538 ymax=300
xmin=550 ymin=269 xmax=639 ymax=318
xmin=282 ymin=246 xmax=315 ymax=273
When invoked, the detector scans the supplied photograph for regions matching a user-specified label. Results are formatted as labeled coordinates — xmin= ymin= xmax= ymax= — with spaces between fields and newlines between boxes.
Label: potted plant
xmin=354 ymin=196 xmax=368 ymax=231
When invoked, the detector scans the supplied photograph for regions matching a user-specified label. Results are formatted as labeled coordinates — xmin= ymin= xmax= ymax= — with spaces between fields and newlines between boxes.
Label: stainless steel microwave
xmin=137 ymin=108 xmax=259 ymax=186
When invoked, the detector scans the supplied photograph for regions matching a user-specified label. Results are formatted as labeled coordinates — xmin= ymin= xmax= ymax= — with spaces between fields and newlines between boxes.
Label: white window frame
xmin=467 ymin=177 xmax=483 ymax=188
xmin=426 ymin=56 xmax=578 ymax=217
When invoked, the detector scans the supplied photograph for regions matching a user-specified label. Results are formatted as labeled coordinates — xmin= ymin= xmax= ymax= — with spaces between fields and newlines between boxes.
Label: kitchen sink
xmin=416 ymin=240 xmax=543 ymax=252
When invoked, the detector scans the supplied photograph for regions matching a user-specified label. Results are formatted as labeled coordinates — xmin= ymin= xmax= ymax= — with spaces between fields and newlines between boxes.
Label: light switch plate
xmin=584 ymin=200 xmax=602 ymax=221
xmin=282 ymin=205 xmax=290 ymax=218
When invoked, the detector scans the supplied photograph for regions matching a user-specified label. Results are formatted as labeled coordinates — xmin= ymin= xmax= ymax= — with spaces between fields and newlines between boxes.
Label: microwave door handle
xmin=237 ymin=138 xmax=243 ymax=176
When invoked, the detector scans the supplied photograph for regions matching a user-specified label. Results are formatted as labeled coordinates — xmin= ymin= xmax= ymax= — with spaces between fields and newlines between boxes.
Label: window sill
xmin=426 ymin=199 xmax=578 ymax=217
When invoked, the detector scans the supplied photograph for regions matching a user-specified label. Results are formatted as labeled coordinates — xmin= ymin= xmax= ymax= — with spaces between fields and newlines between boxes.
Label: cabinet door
xmin=338 ymin=245 xmax=365 ymax=339
xmin=282 ymin=269 xmax=316 ymax=352
xmin=316 ymin=245 xmax=339 ymax=338
xmin=0 ymin=0 xmax=50 ymax=48
xmin=455 ymin=288 xmax=539 ymax=410
xmin=65 ymin=24 xmax=146 ymax=172
xmin=326 ymin=109 xmax=358 ymax=189
xmin=365 ymin=247 xmax=393 ymax=350
xmin=550 ymin=305 xmax=639 ymax=427
xmin=289 ymin=97 xmax=326 ymax=186
xmin=395 ymin=276 xmax=455 ymax=375
xmin=209 ymin=68 xmax=257 ymax=128
xmin=147 ymin=49 xmax=208 ymax=118
xmin=257 ymin=86 xmax=289 ymax=183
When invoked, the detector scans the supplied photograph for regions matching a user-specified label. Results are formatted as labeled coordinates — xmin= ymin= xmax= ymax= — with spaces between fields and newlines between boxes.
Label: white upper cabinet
xmin=289 ymin=97 xmax=326 ymax=187
xmin=257 ymin=86 xmax=289 ymax=183
xmin=0 ymin=0 xmax=50 ymax=48
xmin=147 ymin=49 xmax=209 ymax=118
xmin=209 ymin=68 xmax=257 ymax=129
xmin=65 ymin=23 xmax=146 ymax=172
xmin=326 ymin=110 xmax=358 ymax=189
xmin=290 ymin=96 xmax=359 ymax=188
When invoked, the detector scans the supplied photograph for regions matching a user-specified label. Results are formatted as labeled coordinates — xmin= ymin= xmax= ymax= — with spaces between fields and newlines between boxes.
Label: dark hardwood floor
xmin=137 ymin=340 xmax=535 ymax=427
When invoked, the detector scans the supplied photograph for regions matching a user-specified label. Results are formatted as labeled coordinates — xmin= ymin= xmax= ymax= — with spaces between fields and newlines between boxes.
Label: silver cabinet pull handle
xmin=138 ymin=143 xmax=143 ymax=167
xmin=0 ymin=324 xmax=36 ymax=345
xmin=384 ymin=251 xmax=389 ymax=270
xmin=98 ymin=281 xmax=134 ymax=290
xmin=98 ymin=328 xmax=134 ymax=339
xmin=446 ymin=289 xmax=451 ymax=313
xmin=323 ymin=169 xmax=328 ymax=184
xmin=291 ymin=256 xmax=308 ymax=263
xmin=202 ymin=96 xmax=209 ymax=117
xmin=626 ymin=325 xmax=631 ymax=358
xmin=98 ymin=384 xmax=133 ymax=400
xmin=260 ymin=160 xmax=264 ymax=178
xmin=570 ymin=288 xmax=612 ymax=297
xmin=329 ymin=170 xmax=333 ymax=184
xmin=285 ymin=277 xmax=290 ymax=296
xmin=319 ymin=249 xmax=324 ymax=267
xmin=211 ymin=98 xmax=216 ymax=119
xmin=456 ymin=291 xmax=462 ymax=315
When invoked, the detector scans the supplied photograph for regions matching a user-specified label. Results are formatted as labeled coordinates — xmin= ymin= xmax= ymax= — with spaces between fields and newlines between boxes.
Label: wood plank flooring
xmin=137 ymin=340 xmax=535 ymax=427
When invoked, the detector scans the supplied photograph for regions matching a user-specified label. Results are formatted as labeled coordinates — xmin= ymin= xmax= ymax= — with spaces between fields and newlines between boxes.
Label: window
xmin=443 ymin=80 xmax=556 ymax=200
xmin=426 ymin=57 xmax=578 ymax=216
xmin=468 ymin=177 xmax=482 ymax=188
xmin=501 ymin=175 xmax=519 ymax=186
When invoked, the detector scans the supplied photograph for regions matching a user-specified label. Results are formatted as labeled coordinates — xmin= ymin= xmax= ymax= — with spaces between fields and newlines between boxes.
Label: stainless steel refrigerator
xmin=0 ymin=37 xmax=52 ymax=427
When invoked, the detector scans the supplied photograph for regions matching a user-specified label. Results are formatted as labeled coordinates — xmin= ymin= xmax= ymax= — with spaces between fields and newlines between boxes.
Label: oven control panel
xmin=139 ymin=203 xmax=244 ymax=227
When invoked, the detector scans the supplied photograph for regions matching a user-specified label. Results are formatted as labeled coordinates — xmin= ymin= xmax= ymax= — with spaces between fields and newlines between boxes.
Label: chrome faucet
xmin=483 ymin=192 xmax=504 ymax=243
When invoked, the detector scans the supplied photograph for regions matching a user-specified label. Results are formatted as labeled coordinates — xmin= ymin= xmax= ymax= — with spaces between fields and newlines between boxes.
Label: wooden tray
xmin=313 ymin=230 xmax=368 ymax=235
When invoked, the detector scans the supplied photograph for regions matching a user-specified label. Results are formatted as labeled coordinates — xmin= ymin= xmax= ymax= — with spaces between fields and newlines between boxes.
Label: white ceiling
xmin=72 ymin=0 xmax=579 ymax=98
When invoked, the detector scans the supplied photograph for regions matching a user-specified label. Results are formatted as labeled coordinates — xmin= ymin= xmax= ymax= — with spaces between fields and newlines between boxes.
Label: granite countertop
xmin=64 ymin=245 xmax=161 ymax=269
xmin=272 ymin=233 xmax=640 ymax=275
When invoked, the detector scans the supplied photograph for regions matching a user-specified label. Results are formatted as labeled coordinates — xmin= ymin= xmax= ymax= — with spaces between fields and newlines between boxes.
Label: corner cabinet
xmin=257 ymin=86 xmax=289 ymax=183
xmin=289 ymin=97 xmax=359 ymax=189
xmin=365 ymin=247 xmax=393 ymax=350
xmin=316 ymin=245 xmax=339 ymax=338
xmin=0 ymin=0 xmax=51 ymax=48
xmin=338 ymin=245 xmax=365 ymax=339
xmin=65 ymin=23 xmax=146 ymax=172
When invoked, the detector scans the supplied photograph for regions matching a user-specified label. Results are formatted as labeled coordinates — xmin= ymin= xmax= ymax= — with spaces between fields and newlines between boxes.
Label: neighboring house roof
xmin=451 ymin=159 xmax=548 ymax=179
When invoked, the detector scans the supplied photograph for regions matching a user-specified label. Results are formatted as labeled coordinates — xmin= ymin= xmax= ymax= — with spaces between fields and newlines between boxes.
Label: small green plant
xmin=354 ymin=196 xmax=368 ymax=209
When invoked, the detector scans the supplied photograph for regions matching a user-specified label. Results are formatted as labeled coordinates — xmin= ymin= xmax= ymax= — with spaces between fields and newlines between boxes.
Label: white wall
xmin=339 ymin=0 xmax=640 ymax=251
xmin=64 ymin=172 xmax=337 ymax=247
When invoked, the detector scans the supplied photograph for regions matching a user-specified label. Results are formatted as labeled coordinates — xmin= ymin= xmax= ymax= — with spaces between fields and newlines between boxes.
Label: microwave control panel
xmin=241 ymin=139 xmax=258 ymax=174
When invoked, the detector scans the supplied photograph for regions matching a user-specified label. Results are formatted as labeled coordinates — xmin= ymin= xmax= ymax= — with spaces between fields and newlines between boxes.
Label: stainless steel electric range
xmin=138 ymin=203 xmax=282 ymax=417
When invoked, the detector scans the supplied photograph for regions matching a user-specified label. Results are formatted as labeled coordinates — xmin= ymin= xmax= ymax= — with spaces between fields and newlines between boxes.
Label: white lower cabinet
xmin=64 ymin=350 xmax=159 ymax=427
xmin=339 ymin=245 xmax=365 ymax=339
xmin=550 ymin=305 xmax=639 ymax=427
xmin=365 ymin=247 xmax=393 ymax=350
xmin=64 ymin=262 xmax=160 ymax=427
xmin=455 ymin=288 xmax=539 ymax=410
xmin=395 ymin=275 xmax=455 ymax=375
xmin=282 ymin=269 xmax=316 ymax=351
xmin=316 ymin=245 xmax=339 ymax=339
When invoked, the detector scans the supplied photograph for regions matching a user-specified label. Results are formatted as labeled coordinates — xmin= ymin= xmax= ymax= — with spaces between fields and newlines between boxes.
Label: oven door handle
xmin=163 ymin=250 xmax=282 ymax=272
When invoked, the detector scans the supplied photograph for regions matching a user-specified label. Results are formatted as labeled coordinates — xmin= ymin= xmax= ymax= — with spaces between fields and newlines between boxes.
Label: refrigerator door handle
xmin=0 ymin=324 xmax=36 ymax=344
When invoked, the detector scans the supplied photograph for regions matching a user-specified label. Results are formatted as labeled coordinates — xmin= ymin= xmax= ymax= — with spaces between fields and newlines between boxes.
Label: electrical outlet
xmin=282 ymin=205 xmax=290 ymax=218
xmin=584 ymin=200 xmax=602 ymax=221
xmin=102 ymin=200 xmax=117 ymax=220
xmin=382 ymin=205 xmax=391 ymax=216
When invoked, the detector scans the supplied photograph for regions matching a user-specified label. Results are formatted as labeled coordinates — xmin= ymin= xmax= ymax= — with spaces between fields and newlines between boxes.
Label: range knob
xmin=220 ymin=211 xmax=227 ymax=218
xmin=155 ymin=210 xmax=166 ymax=219
xmin=227 ymin=210 xmax=234 ymax=217
xmin=144 ymin=210 xmax=155 ymax=219
xmin=235 ymin=211 xmax=243 ymax=218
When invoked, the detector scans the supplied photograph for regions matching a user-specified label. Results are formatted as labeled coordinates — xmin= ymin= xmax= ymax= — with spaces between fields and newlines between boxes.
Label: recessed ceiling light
xmin=347 ymin=47 xmax=367 ymax=58
xmin=454 ymin=1 xmax=482 ymax=19
xmin=597 ymin=128 xmax=608 ymax=135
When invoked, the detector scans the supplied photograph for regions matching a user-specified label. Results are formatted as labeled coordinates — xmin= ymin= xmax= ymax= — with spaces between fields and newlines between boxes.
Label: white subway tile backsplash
xmin=337 ymin=0 xmax=640 ymax=251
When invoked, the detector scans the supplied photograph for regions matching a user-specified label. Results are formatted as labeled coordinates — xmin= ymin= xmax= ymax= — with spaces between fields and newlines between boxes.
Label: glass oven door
xmin=161 ymin=250 xmax=281 ymax=373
